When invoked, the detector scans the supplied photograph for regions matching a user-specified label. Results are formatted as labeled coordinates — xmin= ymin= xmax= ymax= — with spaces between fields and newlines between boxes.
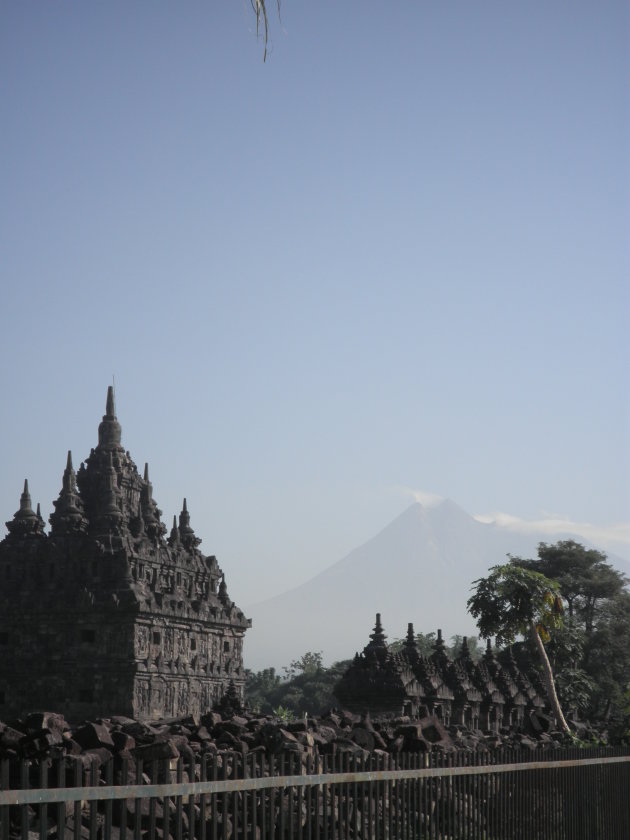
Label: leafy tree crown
xmin=468 ymin=563 xmax=563 ymax=646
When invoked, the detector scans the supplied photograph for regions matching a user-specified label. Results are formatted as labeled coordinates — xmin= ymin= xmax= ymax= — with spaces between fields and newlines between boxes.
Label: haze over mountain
xmin=244 ymin=500 xmax=630 ymax=671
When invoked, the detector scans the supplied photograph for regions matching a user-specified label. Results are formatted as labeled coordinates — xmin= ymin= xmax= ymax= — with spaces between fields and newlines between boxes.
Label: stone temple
xmin=335 ymin=614 xmax=548 ymax=730
xmin=0 ymin=387 xmax=250 ymax=722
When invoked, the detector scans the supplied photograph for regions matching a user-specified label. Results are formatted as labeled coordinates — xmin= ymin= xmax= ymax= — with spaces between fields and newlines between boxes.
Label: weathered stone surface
xmin=417 ymin=715 xmax=452 ymax=748
xmin=24 ymin=712 xmax=69 ymax=734
xmin=0 ymin=698 xmax=581 ymax=771
xmin=349 ymin=727 xmax=375 ymax=751
xmin=132 ymin=738 xmax=180 ymax=762
xmin=0 ymin=725 xmax=26 ymax=750
xmin=0 ymin=387 xmax=250 ymax=722
xmin=73 ymin=722 xmax=115 ymax=750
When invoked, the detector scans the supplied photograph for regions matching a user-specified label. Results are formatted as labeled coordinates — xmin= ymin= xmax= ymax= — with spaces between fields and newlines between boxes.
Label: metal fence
xmin=2 ymin=746 xmax=629 ymax=840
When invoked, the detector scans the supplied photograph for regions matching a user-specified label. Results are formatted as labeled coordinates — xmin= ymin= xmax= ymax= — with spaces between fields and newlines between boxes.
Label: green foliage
xmin=516 ymin=542 xmax=630 ymax=727
xmin=282 ymin=651 xmax=324 ymax=681
xmin=468 ymin=560 xmax=571 ymax=734
xmin=474 ymin=542 xmax=630 ymax=736
xmin=389 ymin=631 xmax=436 ymax=656
xmin=449 ymin=634 xmax=483 ymax=661
xmin=514 ymin=541 xmax=627 ymax=632
xmin=245 ymin=653 xmax=352 ymax=717
xmin=272 ymin=705 xmax=294 ymax=723
xmin=244 ymin=667 xmax=282 ymax=714
xmin=467 ymin=563 xmax=563 ymax=646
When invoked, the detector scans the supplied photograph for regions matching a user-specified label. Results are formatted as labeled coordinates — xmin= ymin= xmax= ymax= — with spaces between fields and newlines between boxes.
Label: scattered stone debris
xmin=0 ymin=700 xmax=587 ymax=766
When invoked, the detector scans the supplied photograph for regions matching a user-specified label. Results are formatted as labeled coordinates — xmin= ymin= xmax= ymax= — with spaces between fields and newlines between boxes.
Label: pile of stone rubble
xmin=0 ymin=704 xmax=589 ymax=766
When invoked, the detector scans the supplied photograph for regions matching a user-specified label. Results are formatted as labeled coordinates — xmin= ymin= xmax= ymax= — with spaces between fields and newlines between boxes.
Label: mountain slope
xmin=244 ymin=501 xmax=623 ymax=671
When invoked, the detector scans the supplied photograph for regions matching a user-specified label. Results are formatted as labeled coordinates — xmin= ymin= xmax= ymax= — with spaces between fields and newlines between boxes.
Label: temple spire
xmin=484 ymin=637 xmax=498 ymax=665
xmin=169 ymin=514 xmax=180 ymax=546
xmin=21 ymin=479 xmax=33 ymax=512
xmin=218 ymin=573 xmax=232 ymax=607
xmin=178 ymin=497 xmax=200 ymax=547
xmin=106 ymin=385 xmax=115 ymax=417
xmin=97 ymin=385 xmax=122 ymax=450
xmin=139 ymin=461 xmax=165 ymax=543
xmin=50 ymin=450 xmax=87 ymax=534
xmin=404 ymin=621 xmax=419 ymax=660
xmin=6 ymin=479 xmax=45 ymax=537
xmin=93 ymin=452 xmax=122 ymax=534
xmin=431 ymin=628 xmax=449 ymax=666
xmin=370 ymin=613 xmax=387 ymax=646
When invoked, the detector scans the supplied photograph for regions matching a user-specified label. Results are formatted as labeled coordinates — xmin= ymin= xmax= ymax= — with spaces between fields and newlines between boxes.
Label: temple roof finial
xmin=18 ymin=480 xmax=36 ymax=515
xmin=367 ymin=613 xmax=387 ymax=648
xmin=431 ymin=627 xmax=449 ymax=664
xmin=484 ymin=637 xmax=497 ymax=664
xmin=169 ymin=514 xmax=180 ymax=546
xmin=459 ymin=636 xmax=472 ymax=662
xmin=97 ymin=386 xmax=122 ymax=450
xmin=106 ymin=385 xmax=115 ymax=417
xmin=404 ymin=621 xmax=419 ymax=660
xmin=218 ymin=573 xmax=232 ymax=607
xmin=6 ymin=479 xmax=44 ymax=537
xmin=50 ymin=449 xmax=87 ymax=535
xmin=144 ymin=462 xmax=149 ymax=482
xmin=178 ymin=497 xmax=200 ymax=547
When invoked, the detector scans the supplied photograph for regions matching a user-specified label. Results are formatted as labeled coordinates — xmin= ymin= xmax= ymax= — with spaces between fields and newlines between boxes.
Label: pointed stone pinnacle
xmin=66 ymin=450 xmax=73 ymax=470
xmin=20 ymin=480 xmax=33 ymax=511
xmin=144 ymin=462 xmax=149 ymax=482
xmin=98 ymin=385 xmax=122 ymax=449
xmin=106 ymin=385 xmax=116 ymax=417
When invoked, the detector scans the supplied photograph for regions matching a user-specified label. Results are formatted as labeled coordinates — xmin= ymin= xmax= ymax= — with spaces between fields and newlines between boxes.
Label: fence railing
xmin=2 ymin=746 xmax=629 ymax=840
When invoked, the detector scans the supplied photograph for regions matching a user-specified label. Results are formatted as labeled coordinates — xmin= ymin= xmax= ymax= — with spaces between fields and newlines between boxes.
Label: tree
xmin=252 ymin=0 xmax=281 ymax=61
xmin=283 ymin=651 xmax=324 ymax=681
xmin=467 ymin=563 xmax=571 ymax=736
xmin=513 ymin=541 xmax=630 ymax=725
xmin=245 ymin=653 xmax=352 ymax=717
xmin=514 ymin=541 xmax=627 ymax=632
xmin=244 ymin=667 xmax=282 ymax=713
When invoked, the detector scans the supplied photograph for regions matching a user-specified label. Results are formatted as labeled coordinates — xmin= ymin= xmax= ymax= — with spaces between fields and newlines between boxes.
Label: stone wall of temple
xmin=0 ymin=387 xmax=250 ymax=722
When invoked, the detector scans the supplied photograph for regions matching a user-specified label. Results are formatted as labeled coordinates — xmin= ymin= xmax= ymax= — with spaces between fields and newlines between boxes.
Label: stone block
xmin=73 ymin=722 xmax=115 ymax=751
xmin=132 ymin=738 xmax=180 ymax=762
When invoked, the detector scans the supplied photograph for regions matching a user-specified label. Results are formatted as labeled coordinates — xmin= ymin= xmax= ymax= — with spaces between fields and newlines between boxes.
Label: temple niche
xmin=334 ymin=614 xmax=548 ymax=732
xmin=0 ymin=387 xmax=250 ymax=721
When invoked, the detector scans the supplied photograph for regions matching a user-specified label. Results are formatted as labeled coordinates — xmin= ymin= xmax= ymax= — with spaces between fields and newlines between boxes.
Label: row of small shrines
xmin=334 ymin=614 xmax=548 ymax=731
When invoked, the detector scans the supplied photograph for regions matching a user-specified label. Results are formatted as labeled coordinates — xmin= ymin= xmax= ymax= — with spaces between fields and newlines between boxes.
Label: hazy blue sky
xmin=1 ymin=2 xmax=628 ymax=606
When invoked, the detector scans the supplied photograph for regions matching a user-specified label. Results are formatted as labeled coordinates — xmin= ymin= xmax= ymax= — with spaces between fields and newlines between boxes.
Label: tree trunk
xmin=528 ymin=619 xmax=572 ymax=737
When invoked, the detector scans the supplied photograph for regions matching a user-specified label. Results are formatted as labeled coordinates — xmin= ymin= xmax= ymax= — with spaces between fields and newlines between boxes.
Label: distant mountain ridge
xmin=244 ymin=500 xmax=629 ymax=671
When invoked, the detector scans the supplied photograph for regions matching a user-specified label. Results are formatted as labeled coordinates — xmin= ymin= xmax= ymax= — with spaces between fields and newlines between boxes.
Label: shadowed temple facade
xmin=0 ymin=387 xmax=250 ymax=721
